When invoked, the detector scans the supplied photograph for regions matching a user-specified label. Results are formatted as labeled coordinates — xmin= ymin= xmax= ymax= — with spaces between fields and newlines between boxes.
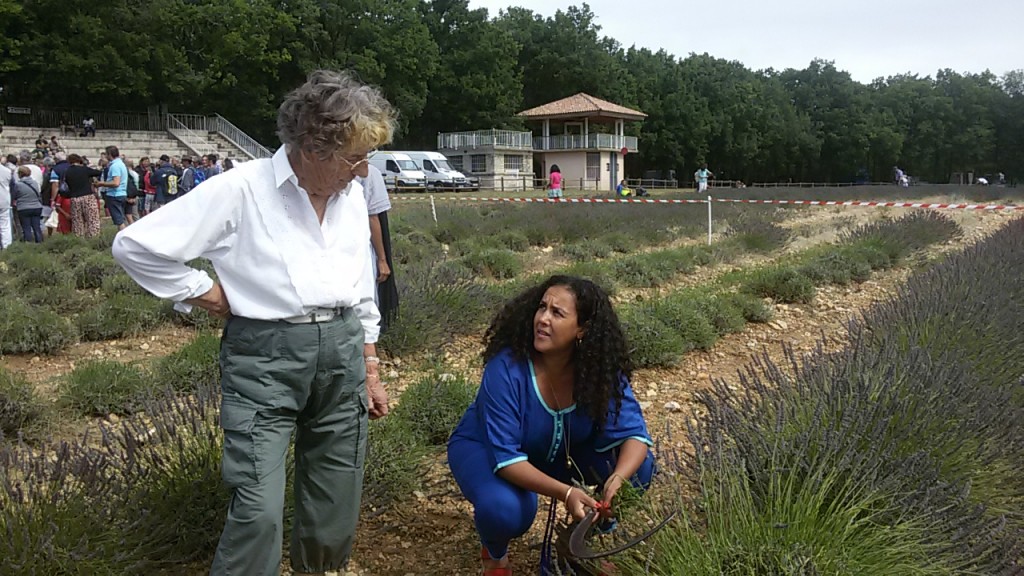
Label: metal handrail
xmin=166 ymin=114 xmax=214 ymax=156
xmin=211 ymin=114 xmax=272 ymax=159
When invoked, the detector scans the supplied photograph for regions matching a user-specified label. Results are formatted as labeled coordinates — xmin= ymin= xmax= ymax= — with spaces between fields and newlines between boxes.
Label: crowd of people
xmin=0 ymin=140 xmax=235 ymax=246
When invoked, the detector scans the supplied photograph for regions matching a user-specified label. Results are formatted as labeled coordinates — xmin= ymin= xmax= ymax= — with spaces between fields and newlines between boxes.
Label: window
xmin=586 ymin=153 xmax=600 ymax=181
xmin=448 ymin=156 xmax=464 ymax=171
xmin=471 ymin=154 xmax=487 ymax=173
xmin=386 ymin=160 xmax=399 ymax=173
xmin=422 ymin=160 xmax=436 ymax=172
xmin=503 ymin=154 xmax=524 ymax=172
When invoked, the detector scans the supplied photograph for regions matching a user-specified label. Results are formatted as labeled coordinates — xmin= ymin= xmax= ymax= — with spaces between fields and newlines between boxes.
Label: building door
xmin=610 ymin=152 xmax=618 ymax=193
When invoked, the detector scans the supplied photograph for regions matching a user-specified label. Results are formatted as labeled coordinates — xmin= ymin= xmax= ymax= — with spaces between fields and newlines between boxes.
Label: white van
xmin=398 ymin=151 xmax=472 ymax=191
xmin=369 ymin=152 xmax=426 ymax=192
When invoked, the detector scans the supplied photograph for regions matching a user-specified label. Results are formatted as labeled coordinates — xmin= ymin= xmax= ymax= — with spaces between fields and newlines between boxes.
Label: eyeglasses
xmin=337 ymin=154 xmax=369 ymax=171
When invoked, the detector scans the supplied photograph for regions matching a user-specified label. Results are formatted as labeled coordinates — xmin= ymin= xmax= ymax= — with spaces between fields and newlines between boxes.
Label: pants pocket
xmin=220 ymin=395 xmax=260 ymax=487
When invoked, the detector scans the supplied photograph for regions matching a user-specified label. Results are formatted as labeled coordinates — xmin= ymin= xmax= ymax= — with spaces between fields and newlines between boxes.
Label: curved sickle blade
xmin=568 ymin=509 xmax=677 ymax=560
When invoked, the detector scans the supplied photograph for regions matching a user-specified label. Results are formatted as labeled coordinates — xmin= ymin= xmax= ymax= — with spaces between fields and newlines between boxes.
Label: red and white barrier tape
xmin=391 ymin=196 xmax=1024 ymax=211
xmin=392 ymin=196 xmax=706 ymax=205
xmin=711 ymin=198 xmax=1024 ymax=211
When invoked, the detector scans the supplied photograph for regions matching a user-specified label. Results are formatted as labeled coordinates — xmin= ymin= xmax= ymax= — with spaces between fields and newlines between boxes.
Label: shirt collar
xmin=272 ymin=146 xmax=296 ymax=189
xmin=271 ymin=145 xmax=354 ymax=197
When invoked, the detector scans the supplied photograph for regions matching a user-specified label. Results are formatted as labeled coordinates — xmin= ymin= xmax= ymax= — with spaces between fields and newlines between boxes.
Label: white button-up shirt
xmin=111 ymin=146 xmax=380 ymax=343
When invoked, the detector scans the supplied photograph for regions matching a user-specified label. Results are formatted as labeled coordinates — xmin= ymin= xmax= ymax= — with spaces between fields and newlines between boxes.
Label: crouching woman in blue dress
xmin=448 ymin=275 xmax=655 ymax=575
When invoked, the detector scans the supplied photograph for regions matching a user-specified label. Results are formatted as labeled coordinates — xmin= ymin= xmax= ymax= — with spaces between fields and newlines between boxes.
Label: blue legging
xmin=447 ymin=438 xmax=655 ymax=559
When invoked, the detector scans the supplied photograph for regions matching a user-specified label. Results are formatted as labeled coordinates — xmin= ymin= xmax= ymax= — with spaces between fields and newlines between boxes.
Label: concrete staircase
xmin=0 ymin=124 xmax=258 ymax=164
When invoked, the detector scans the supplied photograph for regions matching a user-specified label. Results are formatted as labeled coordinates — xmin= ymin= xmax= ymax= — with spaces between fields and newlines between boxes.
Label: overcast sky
xmin=468 ymin=0 xmax=1023 ymax=83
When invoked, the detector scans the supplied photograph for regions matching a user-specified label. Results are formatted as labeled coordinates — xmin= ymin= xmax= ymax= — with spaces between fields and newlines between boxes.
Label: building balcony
xmin=533 ymin=134 xmax=638 ymax=152
xmin=437 ymin=129 xmax=533 ymax=151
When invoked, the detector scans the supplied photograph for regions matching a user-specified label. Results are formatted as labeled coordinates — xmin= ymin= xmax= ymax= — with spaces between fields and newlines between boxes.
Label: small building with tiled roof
xmin=519 ymin=93 xmax=645 ymax=193
xmin=436 ymin=93 xmax=645 ymax=192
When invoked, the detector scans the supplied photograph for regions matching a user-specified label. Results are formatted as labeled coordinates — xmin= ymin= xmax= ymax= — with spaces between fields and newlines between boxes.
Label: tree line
xmin=0 ymin=0 xmax=1020 ymax=183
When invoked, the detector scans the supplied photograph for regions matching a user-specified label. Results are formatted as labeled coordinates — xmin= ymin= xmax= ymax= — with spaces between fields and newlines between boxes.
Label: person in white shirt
xmin=0 ymin=161 xmax=13 ymax=248
xmin=357 ymin=163 xmax=399 ymax=332
xmin=112 ymin=70 xmax=398 ymax=576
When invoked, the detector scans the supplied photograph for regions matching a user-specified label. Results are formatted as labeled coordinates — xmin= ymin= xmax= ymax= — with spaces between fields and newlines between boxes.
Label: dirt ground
xmin=3 ymin=202 xmax=1019 ymax=576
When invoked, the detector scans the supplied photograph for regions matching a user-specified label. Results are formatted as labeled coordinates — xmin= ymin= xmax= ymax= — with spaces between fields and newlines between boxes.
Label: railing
xmin=166 ymin=114 xmax=215 ymax=157
xmin=751 ymin=181 xmax=903 ymax=188
xmin=437 ymin=129 xmax=534 ymax=150
xmin=533 ymin=134 xmax=639 ymax=152
xmin=211 ymin=114 xmax=272 ymax=159
xmin=167 ymin=113 xmax=212 ymax=132
xmin=0 ymin=106 xmax=163 ymax=132
xmin=626 ymin=178 xmax=679 ymax=189
xmin=167 ymin=113 xmax=272 ymax=160
xmin=385 ymin=174 xmax=608 ymax=193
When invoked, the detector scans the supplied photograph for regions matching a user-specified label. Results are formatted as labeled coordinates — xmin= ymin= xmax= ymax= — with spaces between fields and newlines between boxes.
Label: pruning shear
xmin=567 ymin=501 xmax=678 ymax=560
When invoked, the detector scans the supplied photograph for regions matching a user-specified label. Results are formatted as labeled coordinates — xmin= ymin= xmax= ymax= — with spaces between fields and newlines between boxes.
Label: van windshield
xmin=432 ymin=159 xmax=453 ymax=171
xmin=398 ymin=160 xmax=419 ymax=171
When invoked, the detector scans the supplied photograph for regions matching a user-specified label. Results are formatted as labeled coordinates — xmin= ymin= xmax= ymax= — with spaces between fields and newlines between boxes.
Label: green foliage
xmin=619 ymin=307 xmax=688 ymax=368
xmin=59 ymin=360 xmax=152 ymax=416
xmin=727 ymin=211 xmax=792 ymax=253
xmin=9 ymin=250 xmax=74 ymax=292
xmin=0 ymin=298 xmax=78 ymax=355
xmin=618 ymin=218 xmax=1024 ymax=576
xmin=740 ymin=266 xmax=817 ymax=303
xmin=458 ymin=248 xmax=522 ymax=280
xmin=75 ymin=293 xmax=165 ymax=341
xmin=649 ymin=297 xmax=719 ymax=352
xmin=610 ymin=248 xmax=700 ymax=288
xmin=493 ymin=230 xmax=531 ymax=253
xmin=390 ymin=371 xmax=476 ymax=446
xmin=363 ymin=416 xmax=430 ymax=509
xmin=558 ymin=239 xmax=612 ymax=262
xmin=0 ymin=366 xmax=46 ymax=439
xmin=100 ymin=272 xmax=148 ymax=297
xmin=380 ymin=262 xmax=500 ymax=357
xmin=2 ymin=0 xmax=1022 ymax=182
xmin=154 ymin=333 xmax=221 ymax=393
xmin=73 ymin=252 xmax=123 ymax=290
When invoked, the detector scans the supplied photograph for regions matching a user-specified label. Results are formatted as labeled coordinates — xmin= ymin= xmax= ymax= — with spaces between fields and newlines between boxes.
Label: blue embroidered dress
xmin=449 ymin=347 xmax=653 ymax=483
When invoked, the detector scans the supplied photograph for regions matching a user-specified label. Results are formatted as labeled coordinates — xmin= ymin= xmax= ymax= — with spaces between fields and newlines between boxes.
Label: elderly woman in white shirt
xmin=112 ymin=70 xmax=396 ymax=576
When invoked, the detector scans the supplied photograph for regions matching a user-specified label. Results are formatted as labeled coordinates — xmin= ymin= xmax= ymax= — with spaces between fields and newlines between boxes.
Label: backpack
xmin=126 ymin=172 xmax=140 ymax=198
xmin=192 ymin=166 xmax=206 ymax=186
xmin=166 ymin=172 xmax=179 ymax=196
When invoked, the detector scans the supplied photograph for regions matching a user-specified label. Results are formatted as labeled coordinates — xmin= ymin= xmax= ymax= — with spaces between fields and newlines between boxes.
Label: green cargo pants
xmin=210 ymin=309 xmax=368 ymax=576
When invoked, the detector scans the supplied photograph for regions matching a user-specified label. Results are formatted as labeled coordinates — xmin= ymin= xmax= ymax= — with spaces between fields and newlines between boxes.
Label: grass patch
xmin=458 ymin=248 xmax=523 ymax=279
xmin=740 ymin=266 xmax=816 ymax=303
xmin=73 ymin=252 xmax=123 ymax=290
xmin=0 ymin=366 xmax=47 ymax=440
xmin=154 ymin=332 xmax=221 ymax=393
xmin=0 ymin=298 xmax=79 ymax=355
xmin=380 ymin=262 xmax=500 ymax=357
xmin=390 ymin=371 xmax=476 ymax=446
xmin=75 ymin=293 xmax=165 ymax=341
xmin=59 ymin=360 xmax=153 ymax=416
xmin=558 ymin=239 xmax=613 ymax=262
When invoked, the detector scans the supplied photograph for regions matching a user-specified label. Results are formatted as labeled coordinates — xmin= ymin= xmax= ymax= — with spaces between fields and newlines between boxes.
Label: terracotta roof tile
xmin=518 ymin=93 xmax=646 ymax=119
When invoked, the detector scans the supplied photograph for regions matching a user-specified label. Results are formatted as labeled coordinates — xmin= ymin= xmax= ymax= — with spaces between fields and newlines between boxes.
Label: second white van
xmin=399 ymin=151 xmax=472 ymax=191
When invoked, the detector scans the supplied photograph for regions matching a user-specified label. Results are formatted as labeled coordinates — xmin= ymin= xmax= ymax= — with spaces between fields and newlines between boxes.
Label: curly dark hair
xmin=483 ymin=275 xmax=633 ymax=430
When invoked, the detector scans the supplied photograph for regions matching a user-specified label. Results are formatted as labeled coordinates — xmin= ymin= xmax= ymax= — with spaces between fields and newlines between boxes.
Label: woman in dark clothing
xmin=63 ymin=154 xmax=103 ymax=237
xmin=13 ymin=166 xmax=44 ymax=243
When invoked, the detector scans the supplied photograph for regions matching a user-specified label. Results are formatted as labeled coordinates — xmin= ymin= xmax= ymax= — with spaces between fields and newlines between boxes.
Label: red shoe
xmin=481 ymin=547 xmax=512 ymax=576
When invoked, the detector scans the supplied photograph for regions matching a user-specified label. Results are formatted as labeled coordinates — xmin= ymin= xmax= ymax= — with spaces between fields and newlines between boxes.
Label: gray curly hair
xmin=277 ymin=70 xmax=397 ymax=158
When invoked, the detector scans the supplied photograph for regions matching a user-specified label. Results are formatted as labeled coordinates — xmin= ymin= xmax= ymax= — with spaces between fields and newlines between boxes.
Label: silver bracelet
xmin=364 ymin=355 xmax=381 ymax=364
